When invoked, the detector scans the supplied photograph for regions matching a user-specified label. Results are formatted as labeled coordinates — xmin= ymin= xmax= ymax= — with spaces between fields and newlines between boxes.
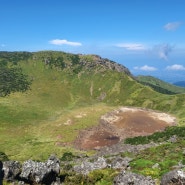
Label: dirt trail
xmin=74 ymin=107 xmax=176 ymax=150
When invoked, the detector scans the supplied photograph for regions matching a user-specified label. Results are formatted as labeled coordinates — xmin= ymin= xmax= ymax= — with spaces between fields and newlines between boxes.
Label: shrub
xmin=0 ymin=151 xmax=9 ymax=161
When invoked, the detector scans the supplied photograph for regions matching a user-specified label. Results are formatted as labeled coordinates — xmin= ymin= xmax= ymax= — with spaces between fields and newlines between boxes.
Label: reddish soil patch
xmin=79 ymin=130 xmax=120 ymax=150
xmin=74 ymin=107 xmax=176 ymax=150
xmin=115 ymin=111 xmax=169 ymax=133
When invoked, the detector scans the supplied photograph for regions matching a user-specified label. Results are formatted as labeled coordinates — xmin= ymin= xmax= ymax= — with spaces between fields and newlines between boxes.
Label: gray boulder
xmin=2 ymin=160 xmax=21 ymax=182
xmin=111 ymin=157 xmax=132 ymax=170
xmin=20 ymin=155 xmax=60 ymax=184
xmin=114 ymin=170 xmax=155 ymax=185
xmin=74 ymin=157 xmax=107 ymax=175
xmin=161 ymin=169 xmax=185 ymax=185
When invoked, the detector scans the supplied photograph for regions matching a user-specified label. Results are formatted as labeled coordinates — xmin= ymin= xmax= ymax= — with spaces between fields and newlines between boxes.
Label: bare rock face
xmin=161 ymin=169 xmax=185 ymax=185
xmin=20 ymin=155 xmax=60 ymax=184
xmin=2 ymin=160 xmax=21 ymax=182
xmin=113 ymin=170 xmax=155 ymax=185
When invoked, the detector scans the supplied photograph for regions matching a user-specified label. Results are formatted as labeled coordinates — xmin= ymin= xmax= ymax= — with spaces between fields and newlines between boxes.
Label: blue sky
xmin=1 ymin=0 xmax=185 ymax=82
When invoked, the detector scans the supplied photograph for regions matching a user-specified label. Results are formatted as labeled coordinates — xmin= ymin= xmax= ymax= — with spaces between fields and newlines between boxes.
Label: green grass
xmin=62 ymin=168 xmax=119 ymax=185
xmin=130 ymin=140 xmax=185 ymax=178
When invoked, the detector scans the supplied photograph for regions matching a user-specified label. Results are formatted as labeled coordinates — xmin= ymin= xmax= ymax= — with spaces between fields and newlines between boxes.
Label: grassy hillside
xmin=0 ymin=51 xmax=185 ymax=161
xmin=136 ymin=75 xmax=185 ymax=94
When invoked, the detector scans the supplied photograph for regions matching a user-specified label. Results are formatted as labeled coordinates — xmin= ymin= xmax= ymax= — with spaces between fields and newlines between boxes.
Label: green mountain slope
xmin=0 ymin=51 xmax=185 ymax=161
xmin=136 ymin=75 xmax=185 ymax=94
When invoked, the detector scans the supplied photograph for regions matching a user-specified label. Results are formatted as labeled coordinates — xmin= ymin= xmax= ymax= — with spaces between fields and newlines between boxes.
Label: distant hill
xmin=136 ymin=75 xmax=185 ymax=94
xmin=173 ymin=81 xmax=185 ymax=87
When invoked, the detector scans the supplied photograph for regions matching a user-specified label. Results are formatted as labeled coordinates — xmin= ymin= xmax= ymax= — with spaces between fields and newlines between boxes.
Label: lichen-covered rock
xmin=161 ymin=169 xmax=185 ymax=185
xmin=113 ymin=170 xmax=155 ymax=185
xmin=111 ymin=157 xmax=132 ymax=170
xmin=74 ymin=157 xmax=107 ymax=175
xmin=2 ymin=160 xmax=21 ymax=182
xmin=20 ymin=155 xmax=60 ymax=184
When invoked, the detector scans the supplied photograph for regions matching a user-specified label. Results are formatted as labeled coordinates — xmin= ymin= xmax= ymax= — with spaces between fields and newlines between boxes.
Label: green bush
xmin=124 ymin=126 xmax=185 ymax=145
xmin=60 ymin=152 xmax=75 ymax=161
xmin=0 ymin=151 xmax=9 ymax=161
xmin=0 ymin=66 xmax=31 ymax=97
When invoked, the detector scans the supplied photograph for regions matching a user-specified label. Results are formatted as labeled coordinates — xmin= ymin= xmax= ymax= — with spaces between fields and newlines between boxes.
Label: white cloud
xmin=49 ymin=39 xmax=82 ymax=46
xmin=116 ymin=43 xmax=146 ymax=51
xmin=164 ymin=22 xmax=182 ymax=31
xmin=166 ymin=64 xmax=185 ymax=71
xmin=134 ymin=65 xmax=157 ymax=71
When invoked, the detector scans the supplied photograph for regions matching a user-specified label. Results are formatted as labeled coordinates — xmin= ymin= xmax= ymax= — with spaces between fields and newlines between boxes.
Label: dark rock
xmin=0 ymin=161 xmax=3 ymax=185
xmin=20 ymin=155 xmax=60 ymax=184
xmin=114 ymin=170 xmax=155 ymax=185
xmin=161 ymin=169 xmax=185 ymax=185
xmin=2 ymin=161 xmax=21 ymax=182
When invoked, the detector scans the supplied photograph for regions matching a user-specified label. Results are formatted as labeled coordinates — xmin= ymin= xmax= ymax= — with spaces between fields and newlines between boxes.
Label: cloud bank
xmin=116 ymin=43 xmax=146 ymax=51
xmin=164 ymin=22 xmax=182 ymax=31
xmin=49 ymin=39 xmax=82 ymax=46
xmin=134 ymin=65 xmax=157 ymax=71
xmin=166 ymin=64 xmax=185 ymax=71
xmin=116 ymin=42 xmax=173 ymax=61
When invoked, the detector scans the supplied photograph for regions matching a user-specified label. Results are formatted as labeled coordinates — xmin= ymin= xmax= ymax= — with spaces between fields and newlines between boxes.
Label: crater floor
xmin=75 ymin=107 xmax=176 ymax=150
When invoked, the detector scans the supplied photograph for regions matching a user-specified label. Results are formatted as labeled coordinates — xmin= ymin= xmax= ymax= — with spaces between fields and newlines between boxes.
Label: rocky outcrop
xmin=2 ymin=153 xmax=185 ymax=184
xmin=113 ymin=170 xmax=155 ymax=185
xmin=161 ymin=169 xmax=185 ymax=185
xmin=2 ymin=161 xmax=21 ymax=182
xmin=20 ymin=154 xmax=60 ymax=184
xmin=1 ymin=155 xmax=60 ymax=184
xmin=79 ymin=55 xmax=132 ymax=76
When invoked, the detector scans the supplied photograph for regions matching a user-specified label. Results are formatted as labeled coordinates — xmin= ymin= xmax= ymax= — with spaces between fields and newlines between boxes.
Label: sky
xmin=1 ymin=0 xmax=185 ymax=83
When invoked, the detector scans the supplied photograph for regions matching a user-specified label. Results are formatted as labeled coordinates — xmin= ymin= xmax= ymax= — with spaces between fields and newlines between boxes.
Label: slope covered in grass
xmin=136 ymin=75 xmax=185 ymax=94
xmin=0 ymin=51 xmax=185 ymax=161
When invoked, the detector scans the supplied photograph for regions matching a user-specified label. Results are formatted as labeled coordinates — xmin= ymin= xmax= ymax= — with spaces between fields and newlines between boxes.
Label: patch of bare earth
xmin=74 ymin=107 xmax=176 ymax=150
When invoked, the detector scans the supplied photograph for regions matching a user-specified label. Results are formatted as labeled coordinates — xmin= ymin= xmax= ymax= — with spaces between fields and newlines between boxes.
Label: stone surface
xmin=161 ymin=169 xmax=185 ymax=185
xmin=114 ymin=170 xmax=155 ymax=185
xmin=20 ymin=155 xmax=60 ymax=184
xmin=2 ymin=160 xmax=21 ymax=182
xmin=74 ymin=157 xmax=107 ymax=175
xmin=111 ymin=157 xmax=132 ymax=170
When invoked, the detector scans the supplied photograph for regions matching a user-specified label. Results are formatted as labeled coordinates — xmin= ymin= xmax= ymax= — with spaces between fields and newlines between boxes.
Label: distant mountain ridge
xmin=136 ymin=75 xmax=185 ymax=94
xmin=173 ymin=81 xmax=185 ymax=87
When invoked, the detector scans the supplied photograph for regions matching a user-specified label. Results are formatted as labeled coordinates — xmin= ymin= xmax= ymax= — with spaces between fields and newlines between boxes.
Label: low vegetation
xmin=130 ymin=139 xmax=185 ymax=178
xmin=124 ymin=126 xmax=185 ymax=145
